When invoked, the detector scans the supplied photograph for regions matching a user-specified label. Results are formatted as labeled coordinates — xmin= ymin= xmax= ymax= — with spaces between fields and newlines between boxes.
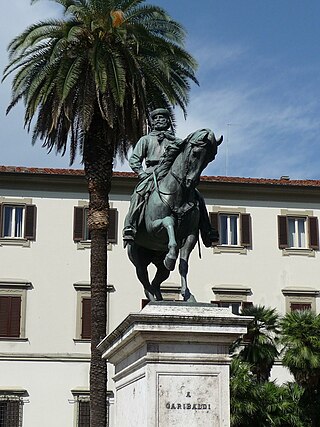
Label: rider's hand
xmin=138 ymin=171 xmax=149 ymax=180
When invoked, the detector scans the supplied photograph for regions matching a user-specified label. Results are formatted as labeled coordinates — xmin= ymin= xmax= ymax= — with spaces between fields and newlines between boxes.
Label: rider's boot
xmin=200 ymin=226 xmax=219 ymax=247
xmin=197 ymin=191 xmax=219 ymax=247
xmin=122 ymin=225 xmax=136 ymax=248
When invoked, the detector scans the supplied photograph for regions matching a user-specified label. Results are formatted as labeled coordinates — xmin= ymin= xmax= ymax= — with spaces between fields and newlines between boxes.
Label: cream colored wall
xmin=1 ymin=181 xmax=320 ymax=426
xmin=112 ymin=198 xmax=320 ymax=319
xmin=201 ymin=198 xmax=320 ymax=312
xmin=2 ymin=189 xmax=318 ymax=341
xmin=107 ymin=198 xmax=147 ymax=332
xmin=0 ymin=194 xmax=90 ymax=355
xmin=0 ymin=360 xmax=89 ymax=427
xmin=0 ymin=190 xmax=92 ymax=426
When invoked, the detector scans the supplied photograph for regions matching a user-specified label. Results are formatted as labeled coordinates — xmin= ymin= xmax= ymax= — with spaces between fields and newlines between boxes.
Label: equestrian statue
xmin=123 ymin=108 xmax=223 ymax=302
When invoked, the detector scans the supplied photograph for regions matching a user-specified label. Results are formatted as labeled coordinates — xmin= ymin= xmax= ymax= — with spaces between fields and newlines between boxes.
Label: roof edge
xmin=1 ymin=165 xmax=320 ymax=188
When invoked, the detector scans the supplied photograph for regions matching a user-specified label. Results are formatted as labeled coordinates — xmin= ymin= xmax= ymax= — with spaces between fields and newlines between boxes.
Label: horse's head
xmin=182 ymin=128 xmax=223 ymax=187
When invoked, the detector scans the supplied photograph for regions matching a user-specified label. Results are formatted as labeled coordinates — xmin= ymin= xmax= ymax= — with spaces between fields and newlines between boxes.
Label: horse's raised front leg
xmin=179 ymin=234 xmax=197 ymax=302
xmin=151 ymin=216 xmax=178 ymax=271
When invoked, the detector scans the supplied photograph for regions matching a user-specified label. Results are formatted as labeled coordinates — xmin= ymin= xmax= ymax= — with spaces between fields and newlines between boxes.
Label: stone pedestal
xmin=98 ymin=302 xmax=250 ymax=427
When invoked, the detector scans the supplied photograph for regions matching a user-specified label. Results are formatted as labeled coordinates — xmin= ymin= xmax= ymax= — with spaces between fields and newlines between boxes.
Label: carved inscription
xmin=165 ymin=402 xmax=211 ymax=410
xmin=165 ymin=392 xmax=211 ymax=411
xmin=158 ymin=374 xmax=220 ymax=426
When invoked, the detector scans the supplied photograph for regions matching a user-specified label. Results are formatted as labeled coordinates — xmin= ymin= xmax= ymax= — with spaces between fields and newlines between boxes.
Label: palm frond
xmin=62 ymin=56 xmax=85 ymax=100
xmin=5 ymin=0 xmax=198 ymax=164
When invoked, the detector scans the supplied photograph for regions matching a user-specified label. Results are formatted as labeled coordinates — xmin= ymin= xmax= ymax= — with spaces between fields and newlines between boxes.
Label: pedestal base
xmin=98 ymin=302 xmax=250 ymax=427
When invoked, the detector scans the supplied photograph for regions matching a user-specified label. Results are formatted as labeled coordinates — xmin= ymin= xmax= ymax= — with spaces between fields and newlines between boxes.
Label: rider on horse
xmin=122 ymin=108 xmax=218 ymax=248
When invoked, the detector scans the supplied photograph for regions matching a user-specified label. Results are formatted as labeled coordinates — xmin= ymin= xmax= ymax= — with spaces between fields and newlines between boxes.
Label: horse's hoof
xmin=144 ymin=290 xmax=156 ymax=302
xmin=150 ymin=285 xmax=163 ymax=301
xmin=164 ymin=256 xmax=176 ymax=271
xmin=183 ymin=292 xmax=197 ymax=303
xmin=155 ymin=291 xmax=163 ymax=301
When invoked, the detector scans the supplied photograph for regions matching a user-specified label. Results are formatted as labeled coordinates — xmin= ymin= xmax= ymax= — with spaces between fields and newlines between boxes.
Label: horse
xmin=127 ymin=128 xmax=223 ymax=302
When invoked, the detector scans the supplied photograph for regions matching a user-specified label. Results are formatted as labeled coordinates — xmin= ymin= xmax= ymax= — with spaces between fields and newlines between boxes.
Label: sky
xmin=1 ymin=0 xmax=320 ymax=179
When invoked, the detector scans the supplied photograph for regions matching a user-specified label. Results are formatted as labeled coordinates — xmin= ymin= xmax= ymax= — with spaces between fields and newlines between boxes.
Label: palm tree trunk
xmin=89 ymin=226 xmax=108 ymax=427
xmin=84 ymin=115 xmax=114 ymax=427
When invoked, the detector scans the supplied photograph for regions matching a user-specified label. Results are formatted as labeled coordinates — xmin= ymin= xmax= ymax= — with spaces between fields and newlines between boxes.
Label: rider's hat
xmin=150 ymin=108 xmax=170 ymax=119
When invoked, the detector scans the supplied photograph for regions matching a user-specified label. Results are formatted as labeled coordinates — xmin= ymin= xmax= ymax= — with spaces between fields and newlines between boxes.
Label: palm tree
xmin=232 ymin=305 xmax=280 ymax=382
xmin=230 ymin=359 xmax=305 ymax=427
xmin=281 ymin=310 xmax=320 ymax=426
xmin=3 ymin=1 xmax=198 ymax=425
xmin=230 ymin=359 xmax=257 ymax=426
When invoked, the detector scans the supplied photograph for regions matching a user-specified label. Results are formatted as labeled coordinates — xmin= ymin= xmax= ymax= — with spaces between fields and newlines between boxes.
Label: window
xmin=0 ymin=296 xmax=21 ymax=338
xmin=210 ymin=210 xmax=252 ymax=249
xmin=211 ymin=285 xmax=252 ymax=314
xmin=2 ymin=206 xmax=24 ymax=238
xmin=290 ymin=303 xmax=311 ymax=312
xmin=219 ymin=214 xmax=239 ymax=245
xmin=0 ymin=202 xmax=36 ymax=243
xmin=71 ymin=390 xmax=114 ymax=427
xmin=141 ymin=299 xmax=149 ymax=309
xmin=74 ymin=282 xmax=115 ymax=340
xmin=287 ymin=217 xmax=306 ymax=248
xmin=211 ymin=301 xmax=253 ymax=315
xmin=0 ymin=394 xmax=24 ymax=427
xmin=81 ymin=298 xmax=91 ymax=340
xmin=282 ymin=287 xmax=318 ymax=313
xmin=278 ymin=212 xmax=319 ymax=252
xmin=0 ymin=280 xmax=30 ymax=339
xmin=74 ymin=285 xmax=91 ymax=341
xmin=78 ymin=397 xmax=90 ymax=427
xmin=73 ymin=206 xmax=118 ymax=245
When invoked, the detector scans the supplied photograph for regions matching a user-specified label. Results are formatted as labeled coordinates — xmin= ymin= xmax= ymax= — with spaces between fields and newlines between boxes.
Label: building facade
xmin=0 ymin=166 xmax=320 ymax=426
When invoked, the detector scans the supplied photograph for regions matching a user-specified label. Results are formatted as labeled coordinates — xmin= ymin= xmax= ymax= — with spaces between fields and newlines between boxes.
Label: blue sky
xmin=1 ymin=1 xmax=320 ymax=179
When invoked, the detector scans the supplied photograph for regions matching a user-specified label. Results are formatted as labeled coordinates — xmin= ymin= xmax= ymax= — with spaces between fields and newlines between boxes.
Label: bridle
xmin=153 ymin=139 xmax=208 ymax=216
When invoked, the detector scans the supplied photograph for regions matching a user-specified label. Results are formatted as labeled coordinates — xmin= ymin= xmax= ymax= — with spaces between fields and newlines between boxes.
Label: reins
xmin=152 ymin=142 xmax=194 ymax=215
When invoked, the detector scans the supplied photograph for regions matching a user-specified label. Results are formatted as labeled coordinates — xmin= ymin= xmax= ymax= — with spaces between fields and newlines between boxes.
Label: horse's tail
xmin=197 ymin=237 xmax=202 ymax=259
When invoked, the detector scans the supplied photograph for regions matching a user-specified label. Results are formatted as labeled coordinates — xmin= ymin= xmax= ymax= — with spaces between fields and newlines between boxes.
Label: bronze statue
xmin=123 ymin=109 xmax=223 ymax=302
xmin=123 ymin=108 xmax=183 ymax=242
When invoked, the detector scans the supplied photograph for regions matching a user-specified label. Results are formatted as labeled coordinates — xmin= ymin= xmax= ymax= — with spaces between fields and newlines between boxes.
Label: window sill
xmin=73 ymin=339 xmax=91 ymax=343
xmin=76 ymin=241 xmax=113 ymax=250
xmin=282 ymin=248 xmax=315 ymax=257
xmin=213 ymin=245 xmax=247 ymax=255
xmin=0 ymin=238 xmax=30 ymax=248
xmin=0 ymin=337 xmax=28 ymax=342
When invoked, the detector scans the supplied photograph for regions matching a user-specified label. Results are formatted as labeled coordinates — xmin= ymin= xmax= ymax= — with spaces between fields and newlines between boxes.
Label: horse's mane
xmin=155 ymin=129 xmax=216 ymax=182
xmin=155 ymin=139 xmax=184 ymax=182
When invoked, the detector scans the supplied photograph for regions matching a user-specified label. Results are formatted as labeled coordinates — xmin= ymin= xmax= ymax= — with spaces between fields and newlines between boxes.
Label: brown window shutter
xmin=24 ymin=205 xmax=37 ymax=240
xmin=278 ymin=216 xmax=288 ymax=248
xmin=0 ymin=296 xmax=10 ymax=336
xmin=308 ymin=217 xmax=319 ymax=250
xmin=209 ymin=212 xmax=219 ymax=230
xmin=74 ymin=207 xmax=85 ymax=241
xmin=81 ymin=298 xmax=91 ymax=339
xmin=107 ymin=208 xmax=118 ymax=244
xmin=209 ymin=212 xmax=219 ymax=243
xmin=0 ymin=296 xmax=21 ymax=337
xmin=10 ymin=297 xmax=21 ymax=337
xmin=141 ymin=299 xmax=149 ymax=309
xmin=210 ymin=301 xmax=220 ymax=307
xmin=242 ymin=301 xmax=253 ymax=310
xmin=240 ymin=214 xmax=252 ymax=247
xmin=0 ymin=204 xmax=3 ymax=238
xmin=290 ymin=303 xmax=311 ymax=312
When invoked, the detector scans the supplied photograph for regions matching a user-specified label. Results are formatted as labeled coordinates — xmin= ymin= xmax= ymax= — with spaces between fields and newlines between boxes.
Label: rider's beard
xmin=153 ymin=121 xmax=169 ymax=131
